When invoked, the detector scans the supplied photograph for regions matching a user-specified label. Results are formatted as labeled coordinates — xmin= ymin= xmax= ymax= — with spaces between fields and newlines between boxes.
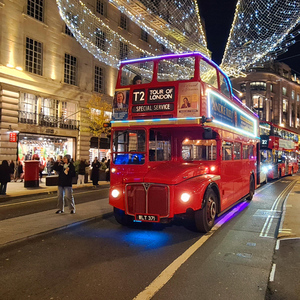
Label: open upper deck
xmin=112 ymin=52 xmax=259 ymax=138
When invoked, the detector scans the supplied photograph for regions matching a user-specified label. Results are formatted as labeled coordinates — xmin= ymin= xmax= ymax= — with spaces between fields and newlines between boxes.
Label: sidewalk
xmin=0 ymin=179 xmax=112 ymax=248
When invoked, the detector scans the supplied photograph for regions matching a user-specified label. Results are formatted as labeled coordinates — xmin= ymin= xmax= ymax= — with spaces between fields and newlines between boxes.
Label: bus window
xmin=113 ymin=130 xmax=146 ymax=164
xmin=233 ymin=142 xmax=241 ymax=160
xmin=219 ymin=73 xmax=231 ymax=98
xmin=157 ymin=57 xmax=195 ymax=82
xmin=199 ymin=59 xmax=218 ymax=89
xmin=249 ymin=145 xmax=254 ymax=159
xmin=182 ymin=139 xmax=216 ymax=161
xmin=121 ymin=61 xmax=154 ymax=86
xmin=243 ymin=145 xmax=249 ymax=159
xmin=149 ymin=130 xmax=171 ymax=161
xmin=222 ymin=142 xmax=233 ymax=160
xmin=259 ymin=123 xmax=271 ymax=135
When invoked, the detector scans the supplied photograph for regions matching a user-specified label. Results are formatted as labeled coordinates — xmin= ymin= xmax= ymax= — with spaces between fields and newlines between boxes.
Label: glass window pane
xmin=200 ymin=59 xmax=218 ymax=88
xmin=182 ymin=139 xmax=216 ymax=161
xmin=121 ymin=61 xmax=153 ymax=86
xmin=157 ymin=57 xmax=195 ymax=82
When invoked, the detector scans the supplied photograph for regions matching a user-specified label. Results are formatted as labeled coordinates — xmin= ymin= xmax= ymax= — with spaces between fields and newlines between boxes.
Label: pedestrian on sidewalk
xmin=91 ymin=157 xmax=100 ymax=187
xmin=77 ymin=158 xmax=89 ymax=185
xmin=9 ymin=160 xmax=15 ymax=181
xmin=0 ymin=160 xmax=11 ymax=195
xmin=52 ymin=155 xmax=76 ymax=214
xmin=14 ymin=161 xmax=24 ymax=182
xmin=105 ymin=159 xmax=110 ymax=182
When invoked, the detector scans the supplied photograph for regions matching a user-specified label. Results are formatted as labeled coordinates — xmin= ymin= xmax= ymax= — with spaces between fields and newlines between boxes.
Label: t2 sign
xmin=132 ymin=89 xmax=145 ymax=104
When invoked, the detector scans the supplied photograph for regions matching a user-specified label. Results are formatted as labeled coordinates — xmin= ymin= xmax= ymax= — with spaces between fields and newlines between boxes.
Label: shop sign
xmin=9 ymin=132 xmax=18 ymax=142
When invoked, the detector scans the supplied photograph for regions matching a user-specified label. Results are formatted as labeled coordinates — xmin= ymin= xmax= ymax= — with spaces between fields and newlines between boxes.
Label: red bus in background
xmin=260 ymin=121 xmax=299 ymax=179
xmin=109 ymin=52 xmax=260 ymax=232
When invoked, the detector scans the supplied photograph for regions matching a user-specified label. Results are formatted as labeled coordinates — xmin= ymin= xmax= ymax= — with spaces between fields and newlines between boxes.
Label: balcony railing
xmin=18 ymin=111 xmax=80 ymax=130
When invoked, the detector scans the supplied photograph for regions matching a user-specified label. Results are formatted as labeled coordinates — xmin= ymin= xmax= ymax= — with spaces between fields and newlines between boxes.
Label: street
xmin=0 ymin=177 xmax=299 ymax=300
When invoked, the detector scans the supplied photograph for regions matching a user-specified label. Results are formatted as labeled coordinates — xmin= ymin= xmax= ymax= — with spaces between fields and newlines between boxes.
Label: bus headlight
xmin=111 ymin=189 xmax=120 ymax=198
xmin=262 ymin=166 xmax=268 ymax=173
xmin=181 ymin=193 xmax=191 ymax=203
xmin=111 ymin=168 xmax=116 ymax=173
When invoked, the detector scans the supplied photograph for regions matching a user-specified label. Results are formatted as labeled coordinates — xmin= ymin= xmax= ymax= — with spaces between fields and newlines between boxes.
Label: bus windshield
xmin=113 ymin=130 xmax=146 ymax=165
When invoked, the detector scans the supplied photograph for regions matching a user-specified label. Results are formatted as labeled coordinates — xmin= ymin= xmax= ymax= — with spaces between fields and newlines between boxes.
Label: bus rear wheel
xmin=194 ymin=188 xmax=217 ymax=233
xmin=113 ymin=207 xmax=132 ymax=226
xmin=246 ymin=175 xmax=255 ymax=201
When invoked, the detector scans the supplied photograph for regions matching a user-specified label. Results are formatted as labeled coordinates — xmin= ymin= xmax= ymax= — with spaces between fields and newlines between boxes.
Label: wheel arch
xmin=201 ymin=182 xmax=220 ymax=213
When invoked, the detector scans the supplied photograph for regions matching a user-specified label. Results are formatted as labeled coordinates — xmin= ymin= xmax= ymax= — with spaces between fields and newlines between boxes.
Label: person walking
xmin=0 ymin=160 xmax=12 ymax=195
xmin=77 ymin=158 xmax=89 ymax=185
xmin=52 ymin=155 xmax=76 ymax=214
xmin=9 ymin=160 xmax=15 ymax=181
xmin=91 ymin=157 xmax=101 ymax=186
xmin=46 ymin=157 xmax=54 ymax=176
xmin=14 ymin=161 xmax=24 ymax=182
xmin=105 ymin=159 xmax=110 ymax=182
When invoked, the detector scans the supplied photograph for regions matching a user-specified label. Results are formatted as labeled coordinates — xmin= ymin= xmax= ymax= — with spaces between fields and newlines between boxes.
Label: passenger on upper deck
xmin=132 ymin=75 xmax=142 ymax=85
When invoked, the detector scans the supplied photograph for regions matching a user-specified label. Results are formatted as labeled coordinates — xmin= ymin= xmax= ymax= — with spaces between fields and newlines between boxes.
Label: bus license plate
xmin=135 ymin=214 xmax=159 ymax=222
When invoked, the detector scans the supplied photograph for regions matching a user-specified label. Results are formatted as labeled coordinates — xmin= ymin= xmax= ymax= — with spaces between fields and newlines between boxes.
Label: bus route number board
xmin=135 ymin=214 xmax=160 ymax=222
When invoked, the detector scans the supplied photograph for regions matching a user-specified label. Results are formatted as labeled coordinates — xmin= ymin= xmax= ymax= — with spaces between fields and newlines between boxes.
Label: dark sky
xmin=197 ymin=0 xmax=300 ymax=74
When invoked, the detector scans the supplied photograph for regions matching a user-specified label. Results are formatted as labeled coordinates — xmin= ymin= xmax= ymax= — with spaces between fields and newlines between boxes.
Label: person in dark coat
xmin=0 ymin=160 xmax=12 ymax=195
xmin=52 ymin=155 xmax=76 ymax=214
xmin=91 ymin=157 xmax=101 ymax=186
xmin=9 ymin=160 xmax=15 ymax=181
xmin=105 ymin=159 xmax=110 ymax=182
xmin=77 ymin=159 xmax=89 ymax=185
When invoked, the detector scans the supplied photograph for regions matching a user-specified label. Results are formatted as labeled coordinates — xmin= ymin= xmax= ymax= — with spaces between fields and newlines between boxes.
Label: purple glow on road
xmin=216 ymin=201 xmax=250 ymax=226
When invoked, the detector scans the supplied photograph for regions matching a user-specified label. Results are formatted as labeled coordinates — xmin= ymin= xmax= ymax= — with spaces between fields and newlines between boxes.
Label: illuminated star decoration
xmin=56 ymin=0 xmax=209 ymax=69
xmin=221 ymin=0 xmax=300 ymax=77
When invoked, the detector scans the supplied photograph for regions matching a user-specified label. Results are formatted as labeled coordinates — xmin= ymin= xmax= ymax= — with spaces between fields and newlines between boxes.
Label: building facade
xmin=0 ymin=0 xmax=164 ymax=164
xmin=231 ymin=61 xmax=300 ymax=134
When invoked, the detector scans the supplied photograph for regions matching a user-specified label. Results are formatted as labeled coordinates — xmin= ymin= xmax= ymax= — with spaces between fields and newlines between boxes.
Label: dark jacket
xmin=78 ymin=161 xmax=89 ymax=175
xmin=52 ymin=161 xmax=75 ymax=187
xmin=0 ymin=161 xmax=11 ymax=183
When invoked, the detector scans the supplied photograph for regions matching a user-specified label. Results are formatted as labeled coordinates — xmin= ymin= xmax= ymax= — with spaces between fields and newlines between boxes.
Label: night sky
xmin=197 ymin=0 xmax=300 ymax=75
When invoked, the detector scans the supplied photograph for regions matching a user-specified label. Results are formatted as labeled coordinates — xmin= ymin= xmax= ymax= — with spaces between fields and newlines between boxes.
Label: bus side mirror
xmin=203 ymin=127 xmax=213 ymax=139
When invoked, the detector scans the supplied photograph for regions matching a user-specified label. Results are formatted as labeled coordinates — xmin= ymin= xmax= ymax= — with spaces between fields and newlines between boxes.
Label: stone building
xmin=231 ymin=61 xmax=300 ymax=134
xmin=0 ymin=0 xmax=164 ymax=163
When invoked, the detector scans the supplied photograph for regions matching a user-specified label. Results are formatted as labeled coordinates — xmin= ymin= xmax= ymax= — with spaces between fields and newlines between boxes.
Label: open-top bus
xmin=109 ymin=52 xmax=259 ymax=232
xmin=260 ymin=121 xmax=299 ymax=179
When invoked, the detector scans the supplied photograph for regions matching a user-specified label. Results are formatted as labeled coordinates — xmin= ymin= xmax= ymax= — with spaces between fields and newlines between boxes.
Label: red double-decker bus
xmin=260 ymin=121 xmax=299 ymax=179
xmin=109 ymin=52 xmax=259 ymax=232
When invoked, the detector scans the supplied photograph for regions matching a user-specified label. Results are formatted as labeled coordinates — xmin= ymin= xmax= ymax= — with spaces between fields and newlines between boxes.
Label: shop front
xmin=89 ymin=137 xmax=110 ymax=162
xmin=18 ymin=133 xmax=75 ymax=165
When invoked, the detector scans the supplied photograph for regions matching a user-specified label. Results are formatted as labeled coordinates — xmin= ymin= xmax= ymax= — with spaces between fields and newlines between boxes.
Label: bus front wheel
xmin=194 ymin=188 xmax=217 ymax=233
xmin=246 ymin=175 xmax=255 ymax=201
xmin=114 ymin=207 xmax=132 ymax=226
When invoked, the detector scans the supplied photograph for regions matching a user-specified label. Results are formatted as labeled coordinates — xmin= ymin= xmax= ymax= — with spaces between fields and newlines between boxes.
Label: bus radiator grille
xmin=126 ymin=184 xmax=169 ymax=217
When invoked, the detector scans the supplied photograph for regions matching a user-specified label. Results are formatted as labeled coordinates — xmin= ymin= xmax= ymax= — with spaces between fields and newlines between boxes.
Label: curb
xmin=0 ymin=211 xmax=114 ymax=250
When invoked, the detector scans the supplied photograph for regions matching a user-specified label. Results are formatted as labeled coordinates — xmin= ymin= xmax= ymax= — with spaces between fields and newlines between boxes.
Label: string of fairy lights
xmin=56 ymin=0 xmax=300 ymax=77
xmin=55 ymin=0 xmax=209 ymax=69
xmin=221 ymin=0 xmax=300 ymax=77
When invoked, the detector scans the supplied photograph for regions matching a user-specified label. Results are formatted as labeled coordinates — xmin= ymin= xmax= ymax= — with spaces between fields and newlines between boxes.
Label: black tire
xmin=265 ymin=175 xmax=268 ymax=184
xmin=194 ymin=188 xmax=218 ymax=233
xmin=246 ymin=175 xmax=255 ymax=201
xmin=113 ymin=207 xmax=132 ymax=226
xmin=278 ymin=168 xmax=281 ymax=179
xmin=290 ymin=168 xmax=294 ymax=176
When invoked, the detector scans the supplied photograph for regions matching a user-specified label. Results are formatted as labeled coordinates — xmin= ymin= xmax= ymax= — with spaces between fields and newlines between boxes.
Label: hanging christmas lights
xmin=221 ymin=0 xmax=300 ymax=77
xmin=56 ymin=0 xmax=209 ymax=69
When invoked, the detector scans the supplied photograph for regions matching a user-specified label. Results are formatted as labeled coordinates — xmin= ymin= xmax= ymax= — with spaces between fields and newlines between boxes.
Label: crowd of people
xmin=0 ymin=155 xmax=111 ymax=196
